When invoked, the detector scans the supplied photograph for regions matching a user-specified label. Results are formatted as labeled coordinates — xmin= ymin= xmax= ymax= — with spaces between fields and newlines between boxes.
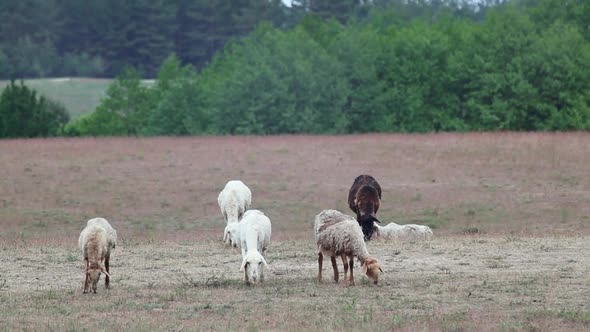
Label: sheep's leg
xmin=83 ymin=258 xmax=89 ymax=293
xmin=349 ymin=257 xmax=355 ymax=286
xmin=341 ymin=255 xmax=349 ymax=286
xmin=105 ymin=255 xmax=110 ymax=289
xmin=317 ymin=253 xmax=323 ymax=283
xmin=244 ymin=269 xmax=249 ymax=284
xmin=331 ymin=256 xmax=339 ymax=283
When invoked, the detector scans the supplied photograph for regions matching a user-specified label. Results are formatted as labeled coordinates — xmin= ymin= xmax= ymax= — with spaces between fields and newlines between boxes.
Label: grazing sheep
xmin=224 ymin=210 xmax=265 ymax=248
xmin=224 ymin=222 xmax=241 ymax=248
xmin=348 ymin=175 xmax=382 ymax=241
xmin=78 ymin=218 xmax=117 ymax=293
xmin=218 ymin=180 xmax=252 ymax=243
xmin=374 ymin=222 xmax=433 ymax=240
xmin=315 ymin=209 xmax=383 ymax=286
xmin=238 ymin=209 xmax=271 ymax=284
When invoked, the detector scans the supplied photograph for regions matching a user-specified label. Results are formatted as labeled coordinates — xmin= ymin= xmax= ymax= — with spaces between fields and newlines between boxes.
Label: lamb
xmin=373 ymin=222 xmax=433 ymax=240
xmin=348 ymin=175 xmax=382 ymax=241
xmin=78 ymin=218 xmax=117 ymax=293
xmin=218 ymin=180 xmax=252 ymax=244
xmin=238 ymin=209 xmax=271 ymax=284
xmin=315 ymin=209 xmax=383 ymax=286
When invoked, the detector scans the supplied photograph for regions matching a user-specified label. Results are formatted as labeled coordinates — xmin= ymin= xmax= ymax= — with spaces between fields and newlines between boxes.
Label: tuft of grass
xmin=392 ymin=314 xmax=405 ymax=328
xmin=560 ymin=207 xmax=569 ymax=223
xmin=66 ymin=253 xmax=77 ymax=263
xmin=558 ymin=310 xmax=590 ymax=324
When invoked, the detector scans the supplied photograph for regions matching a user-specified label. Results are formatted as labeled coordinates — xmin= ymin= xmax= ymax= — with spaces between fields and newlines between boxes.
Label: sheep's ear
xmin=261 ymin=256 xmax=270 ymax=269
xmin=240 ymin=258 xmax=247 ymax=271
xmin=373 ymin=217 xmax=381 ymax=224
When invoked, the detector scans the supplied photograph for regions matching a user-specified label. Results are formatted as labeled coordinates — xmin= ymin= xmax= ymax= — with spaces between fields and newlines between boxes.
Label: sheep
xmin=348 ymin=175 xmax=382 ymax=241
xmin=315 ymin=209 xmax=383 ymax=286
xmin=224 ymin=210 xmax=265 ymax=249
xmin=78 ymin=218 xmax=117 ymax=293
xmin=238 ymin=209 xmax=271 ymax=284
xmin=373 ymin=222 xmax=433 ymax=240
xmin=223 ymin=222 xmax=241 ymax=248
xmin=218 ymin=180 xmax=252 ymax=244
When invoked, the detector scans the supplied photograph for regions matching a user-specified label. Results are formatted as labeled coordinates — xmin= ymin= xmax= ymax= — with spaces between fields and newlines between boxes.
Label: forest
xmin=1 ymin=0 xmax=590 ymax=137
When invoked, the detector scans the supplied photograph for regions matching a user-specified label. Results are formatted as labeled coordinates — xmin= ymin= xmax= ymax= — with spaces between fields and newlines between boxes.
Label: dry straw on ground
xmin=0 ymin=133 xmax=589 ymax=330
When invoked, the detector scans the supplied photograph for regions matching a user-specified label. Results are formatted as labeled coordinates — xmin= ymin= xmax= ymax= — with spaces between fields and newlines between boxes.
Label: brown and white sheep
xmin=78 ymin=218 xmax=117 ymax=293
xmin=315 ymin=209 xmax=383 ymax=286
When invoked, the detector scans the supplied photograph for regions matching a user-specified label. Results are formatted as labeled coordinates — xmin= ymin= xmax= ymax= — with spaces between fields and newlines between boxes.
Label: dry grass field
xmin=0 ymin=133 xmax=589 ymax=331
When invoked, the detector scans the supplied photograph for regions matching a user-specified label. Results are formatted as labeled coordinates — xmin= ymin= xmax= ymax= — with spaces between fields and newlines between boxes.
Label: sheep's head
xmin=86 ymin=262 xmax=110 ymax=293
xmin=240 ymin=251 xmax=269 ymax=284
xmin=224 ymin=223 xmax=240 ymax=248
xmin=361 ymin=258 xmax=383 ymax=285
xmin=359 ymin=215 xmax=380 ymax=241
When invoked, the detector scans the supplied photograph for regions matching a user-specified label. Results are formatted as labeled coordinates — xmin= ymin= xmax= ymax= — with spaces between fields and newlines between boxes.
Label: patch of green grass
xmin=66 ymin=253 xmax=77 ymax=263
xmin=391 ymin=314 xmax=405 ymax=328
xmin=418 ymin=207 xmax=451 ymax=229
xmin=441 ymin=311 xmax=468 ymax=332
xmin=499 ymin=320 xmax=524 ymax=332
xmin=0 ymin=78 xmax=112 ymax=118
xmin=558 ymin=310 xmax=590 ymax=324
xmin=561 ymin=207 xmax=569 ymax=223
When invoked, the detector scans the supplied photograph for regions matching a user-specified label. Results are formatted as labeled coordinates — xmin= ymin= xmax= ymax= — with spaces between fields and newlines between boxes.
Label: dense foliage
xmin=3 ymin=0 xmax=590 ymax=136
xmin=0 ymin=80 xmax=69 ymax=138
xmin=63 ymin=0 xmax=590 ymax=135
xmin=0 ymin=0 xmax=504 ymax=79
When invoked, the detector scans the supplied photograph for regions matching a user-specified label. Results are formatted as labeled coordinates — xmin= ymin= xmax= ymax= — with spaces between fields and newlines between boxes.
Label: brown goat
xmin=348 ymin=175 xmax=382 ymax=240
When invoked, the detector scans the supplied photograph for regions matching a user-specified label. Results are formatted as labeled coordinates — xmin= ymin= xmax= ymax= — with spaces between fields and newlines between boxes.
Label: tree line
xmin=0 ymin=0 xmax=500 ymax=79
xmin=2 ymin=0 xmax=590 ymax=137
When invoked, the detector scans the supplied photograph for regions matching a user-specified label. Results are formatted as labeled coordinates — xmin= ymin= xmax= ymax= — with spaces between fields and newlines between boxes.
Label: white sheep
xmin=218 ymin=180 xmax=252 ymax=244
xmin=78 ymin=218 xmax=117 ymax=293
xmin=315 ymin=209 xmax=383 ymax=286
xmin=223 ymin=209 xmax=266 ymax=249
xmin=373 ymin=222 xmax=433 ymax=240
xmin=238 ymin=209 xmax=271 ymax=284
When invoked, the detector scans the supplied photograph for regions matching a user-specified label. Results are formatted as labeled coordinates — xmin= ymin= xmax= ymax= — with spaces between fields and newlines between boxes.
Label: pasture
xmin=0 ymin=133 xmax=589 ymax=331
xmin=0 ymin=78 xmax=112 ymax=119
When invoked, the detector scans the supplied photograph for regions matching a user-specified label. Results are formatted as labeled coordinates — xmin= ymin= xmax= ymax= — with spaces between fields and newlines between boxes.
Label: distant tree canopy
xmin=2 ymin=0 xmax=590 ymax=137
xmin=0 ymin=80 xmax=69 ymax=138
xmin=60 ymin=0 xmax=590 ymax=136
xmin=0 ymin=0 xmax=514 ymax=79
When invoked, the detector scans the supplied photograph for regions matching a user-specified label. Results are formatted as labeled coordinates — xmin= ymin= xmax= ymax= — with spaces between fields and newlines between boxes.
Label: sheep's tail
xmin=359 ymin=215 xmax=379 ymax=241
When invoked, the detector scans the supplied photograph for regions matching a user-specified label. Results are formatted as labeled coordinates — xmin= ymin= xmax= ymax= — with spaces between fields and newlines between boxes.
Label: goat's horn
xmin=101 ymin=267 xmax=111 ymax=278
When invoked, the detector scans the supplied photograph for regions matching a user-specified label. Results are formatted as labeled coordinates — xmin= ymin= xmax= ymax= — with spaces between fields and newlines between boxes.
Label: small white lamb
xmin=78 ymin=218 xmax=117 ymax=293
xmin=315 ymin=209 xmax=383 ymax=286
xmin=238 ymin=209 xmax=271 ymax=284
xmin=373 ymin=222 xmax=433 ymax=240
xmin=218 ymin=180 xmax=252 ymax=244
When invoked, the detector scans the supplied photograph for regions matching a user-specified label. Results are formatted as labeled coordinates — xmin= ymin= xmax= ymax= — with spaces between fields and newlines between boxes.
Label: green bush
xmin=0 ymin=79 xmax=70 ymax=138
